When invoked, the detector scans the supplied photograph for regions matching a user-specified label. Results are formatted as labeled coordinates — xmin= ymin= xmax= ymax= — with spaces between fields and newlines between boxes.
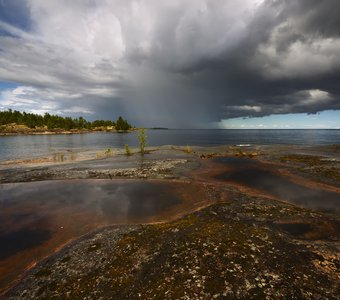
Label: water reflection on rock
xmin=0 ymin=228 xmax=51 ymax=261
xmin=214 ymin=157 xmax=340 ymax=213
xmin=1 ymin=180 xmax=182 ymax=225
xmin=0 ymin=179 xmax=196 ymax=291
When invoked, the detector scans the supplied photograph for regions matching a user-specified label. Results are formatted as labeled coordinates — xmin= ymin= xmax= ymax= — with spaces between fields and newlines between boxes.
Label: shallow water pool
xmin=214 ymin=157 xmax=340 ymax=213
xmin=0 ymin=179 xmax=204 ymax=291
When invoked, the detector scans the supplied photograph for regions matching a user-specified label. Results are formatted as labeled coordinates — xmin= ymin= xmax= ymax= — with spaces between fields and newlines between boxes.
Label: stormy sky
xmin=0 ymin=0 xmax=340 ymax=128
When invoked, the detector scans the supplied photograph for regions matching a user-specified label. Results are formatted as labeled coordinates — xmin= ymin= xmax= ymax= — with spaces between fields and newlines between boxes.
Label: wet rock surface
xmin=0 ymin=158 xmax=190 ymax=183
xmin=1 ymin=145 xmax=340 ymax=299
xmin=4 ymin=190 xmax=339 ymax=299
xmin=278 ymin=154 xmax=340 ymax=188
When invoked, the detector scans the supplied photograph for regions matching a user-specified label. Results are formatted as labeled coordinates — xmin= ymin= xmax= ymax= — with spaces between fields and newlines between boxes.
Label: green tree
xmin=0 ymin=109 xmax=132 ymax=132
xmin=115 ymin=116 xmax=131 ymax=131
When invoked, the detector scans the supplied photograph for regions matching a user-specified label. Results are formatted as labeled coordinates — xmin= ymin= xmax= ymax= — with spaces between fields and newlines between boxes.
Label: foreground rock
xmin=0 ymin=158 xmax=190 ymax=183
xmin=4 ymin=188 xmax=339 ymax=299
xmin=1 ymin=145 xmax=339 ymax=299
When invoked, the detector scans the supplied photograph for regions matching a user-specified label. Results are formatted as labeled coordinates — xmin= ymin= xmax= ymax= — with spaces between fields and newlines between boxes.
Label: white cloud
xmin=28 ymin=0 xmax=126 ymax=63
xmin=254 ymin=21 xmax=340 ymax=79
xmin=301 ymin=89 xmax=332 ymax=105
xmin=231 ymin=105 xmax=262 ymax=112
xmin=63 ymin=106 xmax=94 ymax=115
xmin=0 ymin=85 xmax=95 ymax=115
xmin=0 ymin=86 xmax=52 ymax=112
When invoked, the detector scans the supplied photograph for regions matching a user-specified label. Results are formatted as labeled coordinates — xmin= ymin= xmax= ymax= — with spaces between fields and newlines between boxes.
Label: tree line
xmin=0 ymin=109 xmax=132 ymax=131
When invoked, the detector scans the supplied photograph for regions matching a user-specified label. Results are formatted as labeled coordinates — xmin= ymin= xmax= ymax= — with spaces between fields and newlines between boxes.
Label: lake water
xmin=1 ymin=129 xmax=340 ymax=161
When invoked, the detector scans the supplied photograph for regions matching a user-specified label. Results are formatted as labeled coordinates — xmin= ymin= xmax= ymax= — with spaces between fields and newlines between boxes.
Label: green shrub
xmin=104 ymin=148 xmax=113 ymax=157
xmin=138 ymin=128 xmax=147 ymax=155
xmin=185 ymin=145 xmax=192 ymax=154
xmin=124 ymin=144 xmax=132 ymax=156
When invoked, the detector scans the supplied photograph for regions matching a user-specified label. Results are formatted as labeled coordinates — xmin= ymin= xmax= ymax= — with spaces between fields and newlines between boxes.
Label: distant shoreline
xmin=1 ymin=128 xmax=340 ymax=136
xmin=0 ymin=128 xmax=137 ymax=136
xmin=0 ymin=130 xmax=89 ymax=136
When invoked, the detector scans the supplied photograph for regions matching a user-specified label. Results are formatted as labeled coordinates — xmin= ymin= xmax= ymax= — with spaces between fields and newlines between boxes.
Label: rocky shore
xmin=0 ymin=123 xmax=137 ymax=136
xmin=0 ymin=124 xmax=90 ymax=136
xmin=1 ymin=145 xmax=339 ymax=299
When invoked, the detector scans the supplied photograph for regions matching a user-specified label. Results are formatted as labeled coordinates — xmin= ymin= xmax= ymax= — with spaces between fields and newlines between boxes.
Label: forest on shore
xmin=0 ymin=109 xmax=132 ymax=131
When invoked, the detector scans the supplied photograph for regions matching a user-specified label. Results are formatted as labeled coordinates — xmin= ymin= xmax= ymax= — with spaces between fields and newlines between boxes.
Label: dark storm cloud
xmin=0 ymin=0 xmax=339 ymax=127
xmin=147 ymin=0 xmax=340 ymax=120
xmin=281 ymin=0 xmax=340 ymax=38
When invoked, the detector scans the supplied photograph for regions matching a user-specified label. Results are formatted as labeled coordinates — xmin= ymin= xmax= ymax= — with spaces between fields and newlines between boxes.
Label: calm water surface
xmin=1 ymin=129 xmax=340 ymax=161
xmin=0 ymin=179 xmax=200 ymax=290
xmin=214 ymin=157 xmax=340 ymax=213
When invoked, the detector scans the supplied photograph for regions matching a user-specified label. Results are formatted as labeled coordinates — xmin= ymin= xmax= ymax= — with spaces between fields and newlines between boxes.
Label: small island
xmin=0 ymin=110 xmax=134 ymax=135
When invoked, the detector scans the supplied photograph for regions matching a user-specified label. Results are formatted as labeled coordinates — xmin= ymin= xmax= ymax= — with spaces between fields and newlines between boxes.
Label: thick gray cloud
xmin=0 ymin=0 xmax=339 ymax=127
